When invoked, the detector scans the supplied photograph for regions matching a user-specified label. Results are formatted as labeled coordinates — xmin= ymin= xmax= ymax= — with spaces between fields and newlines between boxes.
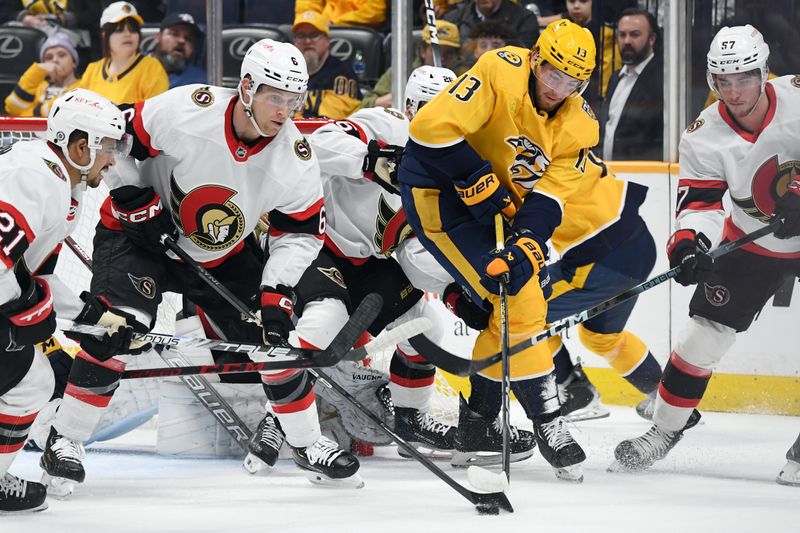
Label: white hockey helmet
xmin=404 ymin=65 xmax=456 ymax=119
xmin=46 ymin=88 xmax=129 ymax=177
xmin=706 ymin=24 xmax=770 ymax=93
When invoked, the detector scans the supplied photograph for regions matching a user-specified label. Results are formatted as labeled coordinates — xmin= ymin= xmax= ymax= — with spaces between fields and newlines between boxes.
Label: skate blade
xmin=41 ymin=472 xmax=77 ymax=499
xmin=775 ymin=477 xmax=800 ymax=487
xmin=554 ymin=464 xmax=584 ymax=483
xmin=450 ymin=449 xmax=535 ymax=468
xmin=565 ymin=405 xmax=611 ymax=423
xmin=0 ymin=501 xmax=48 ymax=515
xmin=607 ymin=459 xmax=649 ymax=474
xmin=242 ymin=453 xmax=276 ymax=476
xmin=397 ymin=445 xmax=454 ymax=461
xmin=303 ymin=470 xmax=365 ymax=489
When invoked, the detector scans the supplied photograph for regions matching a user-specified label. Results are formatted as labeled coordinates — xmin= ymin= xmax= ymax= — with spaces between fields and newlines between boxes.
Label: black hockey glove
xmin=261 ymin=285 xmax=294 ymax=346
xmin=0 ymin=275 xmax=56 ymax=350
xmin=362 ymin=139 xmax=404 ymax=194
xmin=65 ymin=292 xmax=151 ymax=361
xmin=443 ymin=282 xmax=492 ymax=331
xmin=667 ymin=230 xmax=713 ymax=286
xmin=773 ymin=178 xmax=800 ymax=239
xmin=110 ymin=186 xmax=178 ymax=252
xmin=453 ymin=165 xmax=517 ymax=225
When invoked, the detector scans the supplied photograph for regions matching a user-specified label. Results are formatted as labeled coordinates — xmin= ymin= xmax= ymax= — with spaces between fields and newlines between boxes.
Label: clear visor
xmin=94 ymin=133 xmax=132 ymax=159
xmin=251 ymin=88 xmax=306 ymax=113
xmin=707 ymin=70 xmax=763 ymax=96
xmin=533 ymin=60 xmax=587 ymax=97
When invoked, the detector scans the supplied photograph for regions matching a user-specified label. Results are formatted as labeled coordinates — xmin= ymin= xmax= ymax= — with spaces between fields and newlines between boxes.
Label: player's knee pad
xmin=295 ymin=297 xmax=349 ymax=351
xmin=673 ymin=316 xmax=736 ymax=370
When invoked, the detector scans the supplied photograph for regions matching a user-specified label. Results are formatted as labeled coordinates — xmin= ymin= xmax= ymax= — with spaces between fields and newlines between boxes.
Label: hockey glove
xmin=453 ymin=168 xmax=517 ymax=225
xmin=481 ymin=230 xmax=548 ymax=296
xmin=443 ymin=282 xmax=492 ymax=331
xmin=362 ymin=140 xmax=404 ymax=194
xmin=0 ymin=276 xmax=56 ymax=350
xmin=66 ymin=292 xmax=151 ymax=361
xmin=667 ymin=230 xmax=713 ymax=286
xmin=773 ymin=177 xmax=800 ymax=239
xmin=111 ymin=186 xmax=178 ymax=252
xmin=261 ymin=285 xmax=294 ymax=346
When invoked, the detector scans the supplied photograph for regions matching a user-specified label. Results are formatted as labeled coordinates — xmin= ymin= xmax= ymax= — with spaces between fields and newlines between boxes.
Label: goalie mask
xmin=46 ymin=88 xmax=130 ymax=182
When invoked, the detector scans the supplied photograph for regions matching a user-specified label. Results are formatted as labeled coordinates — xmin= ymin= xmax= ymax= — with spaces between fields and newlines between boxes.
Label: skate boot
xmin=558 ymin=364 xmax=609 ymax=422
xmin=635 ymin=393 xmax=656 ymax=421
xmin=0 ymin=473 xmax=47 ymax=514
xmin=394 ymin=407 xmax=455 ymax=459
xmin=776 ymin=460 xmax=800 ymax=487
xmin=40 ymin=426 xmax=85 ymax=498
xmin=533 ymin=414 xmax=586 ymax=482
xmin=292 ymin=435 xmax=363 ymax=488
xmin=611 ymin=409 xmax=702 ymax=473
xmin=243 ymin=412 xmax=286 ymax=475
xmin=450 ymin=394 xmax=536 ymax=467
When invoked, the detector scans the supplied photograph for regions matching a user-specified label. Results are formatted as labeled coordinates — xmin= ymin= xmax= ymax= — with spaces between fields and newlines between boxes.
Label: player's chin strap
xmin=238 ymin=84 xmax=272 ymax=139
xmin=64 ymin=147 xmax=96 ymax=186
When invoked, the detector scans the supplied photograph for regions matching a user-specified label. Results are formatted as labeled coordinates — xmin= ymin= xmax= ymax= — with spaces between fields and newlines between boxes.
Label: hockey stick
xmin=423 ymin=0 xmax=442 ymax=68
xmin=410 ymin=220 xmax=782 ymax=377
xmin=467 ymin=215 xmax=512 ymax=494
xmin=63 ymin=236 xmax=253 ymax=451
xmin=166 ymin=236 xmax=512 ymax=514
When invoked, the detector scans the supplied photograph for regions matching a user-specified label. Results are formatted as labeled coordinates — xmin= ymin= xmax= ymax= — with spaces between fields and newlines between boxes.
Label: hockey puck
xmin=476 ymin=504 xmax=500 ymax=515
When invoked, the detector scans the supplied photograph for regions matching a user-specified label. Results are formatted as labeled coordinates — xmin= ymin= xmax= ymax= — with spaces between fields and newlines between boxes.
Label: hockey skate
xmin=394 ymin=407 xmax=456 ymax=459
xmin=776 ymin=459 xmax=800 ymax=487
xmin=450 ymin=394 xmax=536 ymax=468
xmin=558 ymin=365 xmax=610 ymax=422
xmin=0 ymin=473 xmax=47 ymax=514
xmin=40 ymin=426 xmax=86 ymax=499
xmin=533 ymin=414 xmax=586 ymax=482
xmin=635 ymin=395 xmax=656 ymax=421
xmin=292 ymin=435 xmax=363 ymax=488
xmin=610 ymin=409 xmax=702 ymax=473
xmin=243 ymin=412 xmax=286 ymax=475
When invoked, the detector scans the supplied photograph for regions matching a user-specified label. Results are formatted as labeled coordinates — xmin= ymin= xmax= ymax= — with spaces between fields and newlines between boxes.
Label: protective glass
xmin=533 ymin=60 xmax=586 ymax=97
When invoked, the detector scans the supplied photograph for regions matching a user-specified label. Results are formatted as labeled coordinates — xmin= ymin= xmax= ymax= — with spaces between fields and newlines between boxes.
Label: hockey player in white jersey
xmin=613 ymin=25 xmax=800 ymax=473
xmin=39 ymin=39 xmax=361 ymax=493
xmin=0 ymin=88 xmax=134 ymax=512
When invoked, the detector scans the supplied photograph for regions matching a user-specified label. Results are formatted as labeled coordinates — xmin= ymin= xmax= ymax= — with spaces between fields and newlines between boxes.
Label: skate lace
xmin=52 ymin=435 xmax=85 ymax=463
xmin=491 ymin=418 xmax=520 ymax=441
xmin=541 ymin=416 xmax=576 ymax=450
xmin=305 ymin=436 xmax=344 ymax=467
xmin=258 ymin=416 xmax=284 ymax=450
xmin=631 ymin=426 xmax=674 ymax=456
xmin=0 ymin=474 xmax=25 ymax=497
xmin=416 ymin=412 xmax=451 ymax=436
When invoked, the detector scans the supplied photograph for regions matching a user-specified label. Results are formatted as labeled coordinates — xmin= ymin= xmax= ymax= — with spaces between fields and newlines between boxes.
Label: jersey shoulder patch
xmin=190 ymin=86 xmax=215 ymax=107
xmin=294 ymin=138 xmax=312 ymax=160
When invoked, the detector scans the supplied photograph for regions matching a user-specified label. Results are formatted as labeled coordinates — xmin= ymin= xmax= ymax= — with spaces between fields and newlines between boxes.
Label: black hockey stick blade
xmin=411 ymin=220 xmax=781 ymax=377
xmin=472 ymin=491 xmax=514 ymax=514
xmin=314 ymin=292 xmax=382 ymax=366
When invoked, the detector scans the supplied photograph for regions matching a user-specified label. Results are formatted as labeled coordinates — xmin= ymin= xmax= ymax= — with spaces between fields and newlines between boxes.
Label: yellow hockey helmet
xmin=533 ymin=19 xmax=596 ymax=89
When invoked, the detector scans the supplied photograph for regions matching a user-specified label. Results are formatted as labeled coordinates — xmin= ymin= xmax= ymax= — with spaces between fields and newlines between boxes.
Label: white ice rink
xmin=3 ymin=405 xmax=797 ymax=533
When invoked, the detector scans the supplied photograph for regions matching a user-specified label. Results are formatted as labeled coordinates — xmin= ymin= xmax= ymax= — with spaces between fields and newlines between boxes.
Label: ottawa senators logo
xmin=169 ymin=175 xmax=245 ymax=251
xmin=703 ymin=283 xmax=730 ymax=307
xmin=43 ymin=158 xmax=66 ymax=182
xmin=317 ymin=266 xmax=346 ymax=289
xmin=686 ymin=118 xmax=704 ymax=133
xmin=191 ymin=86 xmax=214 ymax=107
xmin=374 ymin=194 xmax=413 ymax=256
xmin=505 ymin=136 xmax=551 ymax=189
xmin=732 ymin=155 xmax=800 ymax=222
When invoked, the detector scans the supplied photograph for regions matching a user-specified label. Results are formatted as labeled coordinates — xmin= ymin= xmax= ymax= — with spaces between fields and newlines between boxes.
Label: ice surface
xmin=4 ymin=405 xmax=797 ymax=533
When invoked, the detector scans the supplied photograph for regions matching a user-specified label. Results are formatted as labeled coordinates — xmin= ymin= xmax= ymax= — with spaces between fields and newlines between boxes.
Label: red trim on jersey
xmin=0 ymin=199 xmax=35 ymax=268
xmin=658 ymin=383 xmax=702 ymax=408
xmin=64 ymin=383 xmax=114 ymax=408
xmin=669 ymin=351 xmax=712 ymax=378
xmin=0 ymin=411 xmax=38 ymax=425
xmin=717 ymin=82 xmax=777 ymax=144
xmin=677 ymin=178 xmax=727 ymax=190
xmin=396 ymin=345 xmax=428 ymax=363
xmin=287 ymin=197 xmax=324 ymax=222
xmin=133 ymin=101 xmax=159 ymax=157
xmin=323 ymin=236 xmax=369 ymax=266
xmin=99 ymin=197 xmax=124 ymax=231
xmin=683 ymin=200 xmax=724 ymax=212
xmin=723 ymin=218 xmax=800 ymax=258
xmin=76 ymin=349 xmax=127 ymax=372
xmin=390 ymin=373 xmax=436 ymax=388
xmin=0 ymin=441 xmax=26 ymax=454
xmin=223 ymin=96 xmax=275 ymax=162
xmin=271 ymin=390 xmax=316 ymax=414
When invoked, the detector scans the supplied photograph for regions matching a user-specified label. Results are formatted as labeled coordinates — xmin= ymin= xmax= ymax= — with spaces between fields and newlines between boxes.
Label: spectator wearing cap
xmin=78 ymin=1 xmax=168 ymax=104
xmin=295 ymin=0 xmax=386 ymax=29
xmin=4 ymin=32 xmax=80 ymax=116
xmin=153 ymin=13 xmax=206 ymax=88
xmin=444 ymin=0 xmax=539 ymax=48
xmin=293 ymin=10 xmax=361 ymax=119
xmin=361 ymin=20 xmax=463 ymax=109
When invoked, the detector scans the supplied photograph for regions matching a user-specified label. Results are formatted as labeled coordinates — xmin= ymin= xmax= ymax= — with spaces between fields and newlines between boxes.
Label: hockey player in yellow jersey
xmin=398 ymin=19 xmax=598 ymax=482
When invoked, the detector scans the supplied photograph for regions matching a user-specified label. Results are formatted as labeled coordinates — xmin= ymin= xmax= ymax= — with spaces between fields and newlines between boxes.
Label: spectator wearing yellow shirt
xmin=78 ymin=2 xmax=168 ymax=105
xmin=295 ymin=0 xmax=386 ymax=29
xmin=4 ymin=32 xmax=80 ymax=117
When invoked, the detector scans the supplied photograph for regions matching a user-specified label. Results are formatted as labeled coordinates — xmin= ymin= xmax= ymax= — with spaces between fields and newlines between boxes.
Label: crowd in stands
xmin=3 ymin=1 xmax=788 ymax=162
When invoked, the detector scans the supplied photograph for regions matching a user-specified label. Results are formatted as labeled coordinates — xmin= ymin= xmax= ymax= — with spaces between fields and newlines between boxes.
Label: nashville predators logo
xmin=505 ymin=136 xmax=550 ymax=189
xmin=732 ymin=155 xmax=800 ymax=222
xmin=169 ymin=175 xmax=245 ymax=251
